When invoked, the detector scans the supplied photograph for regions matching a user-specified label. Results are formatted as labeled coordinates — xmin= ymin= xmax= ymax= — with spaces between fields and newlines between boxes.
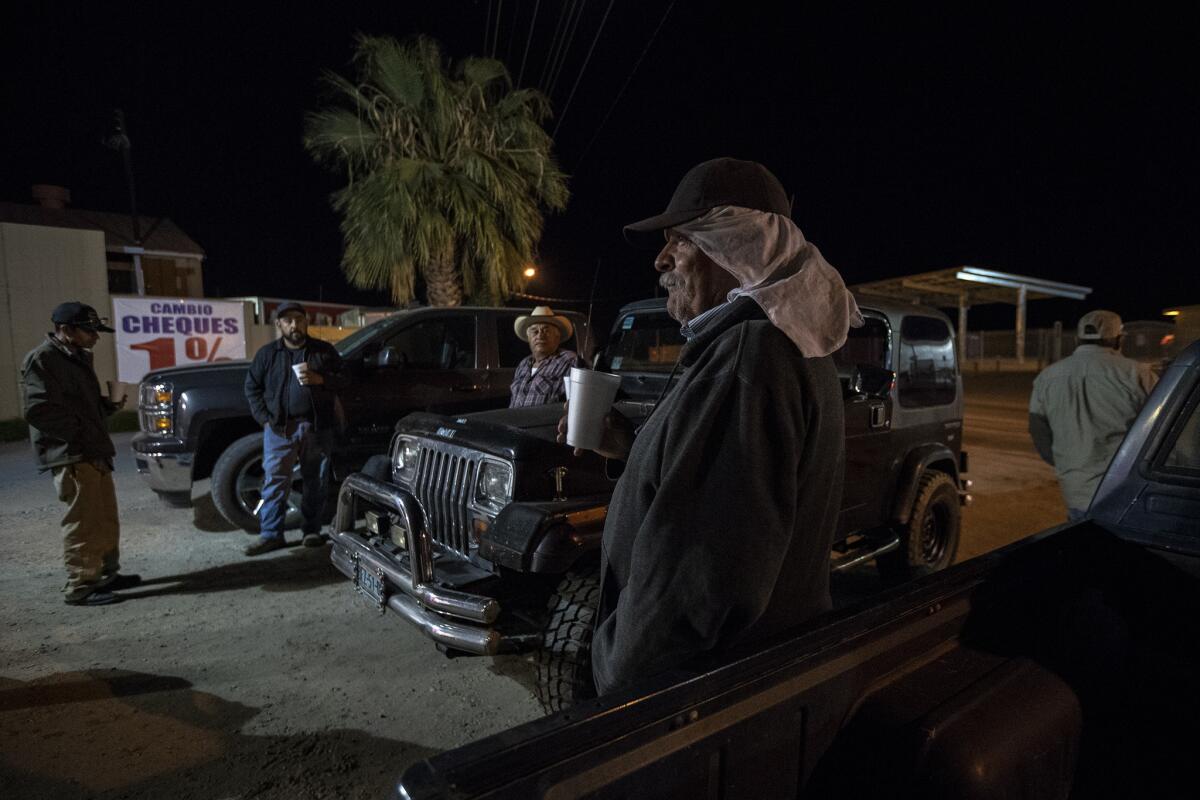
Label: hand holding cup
xmin=293 ymin=362 xmax=324 ymax=386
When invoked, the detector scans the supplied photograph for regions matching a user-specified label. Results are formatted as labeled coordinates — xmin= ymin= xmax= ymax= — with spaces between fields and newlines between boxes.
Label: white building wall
xmin=0 ymin=222 xmax=115 ymax=419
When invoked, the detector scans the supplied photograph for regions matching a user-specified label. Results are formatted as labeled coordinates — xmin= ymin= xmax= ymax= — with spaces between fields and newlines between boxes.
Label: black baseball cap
xmin=623 ymin=157 xmax=792 ymax=246
xmin=51 ymin=301 xmax=115 ymax=332
xmin=272 ymin=301 xmax=307 ymax=321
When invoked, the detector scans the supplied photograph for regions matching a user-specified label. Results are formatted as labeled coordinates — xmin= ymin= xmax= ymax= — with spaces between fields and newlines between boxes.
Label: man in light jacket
xmin=1029 ymin=310 xmax=1157 ymax=521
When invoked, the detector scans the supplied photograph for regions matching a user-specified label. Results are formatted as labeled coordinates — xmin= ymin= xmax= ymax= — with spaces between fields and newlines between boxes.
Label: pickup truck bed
xmin=398 ymin=522 xmax=1200 ymax=798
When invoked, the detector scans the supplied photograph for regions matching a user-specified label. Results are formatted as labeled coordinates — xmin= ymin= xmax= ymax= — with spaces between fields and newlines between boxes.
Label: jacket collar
xmin=679 ymin=296 xmax=766 ymax=368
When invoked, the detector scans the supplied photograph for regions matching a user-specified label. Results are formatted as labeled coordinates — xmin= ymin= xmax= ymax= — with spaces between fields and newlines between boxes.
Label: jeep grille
xmin=412 ymin=442 xmax=481 ymax=558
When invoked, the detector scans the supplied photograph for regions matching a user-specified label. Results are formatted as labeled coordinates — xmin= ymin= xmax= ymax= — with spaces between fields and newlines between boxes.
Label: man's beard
xmin=286 ymin=331 xmax=306 ymax=344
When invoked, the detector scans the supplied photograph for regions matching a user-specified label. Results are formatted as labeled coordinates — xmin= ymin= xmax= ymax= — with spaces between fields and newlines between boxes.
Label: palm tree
xmin=305 ymin=35 xmax=568 ymax=306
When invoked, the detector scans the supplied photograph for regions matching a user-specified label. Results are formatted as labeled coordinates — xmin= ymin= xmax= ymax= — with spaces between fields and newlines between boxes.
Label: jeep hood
xmin=396 ymin=401 xmax=649 ymax=464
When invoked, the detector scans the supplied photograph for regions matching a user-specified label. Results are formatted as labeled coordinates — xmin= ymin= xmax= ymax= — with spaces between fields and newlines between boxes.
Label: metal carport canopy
xmin=850 ymin=266 xmax=1092 ymax=363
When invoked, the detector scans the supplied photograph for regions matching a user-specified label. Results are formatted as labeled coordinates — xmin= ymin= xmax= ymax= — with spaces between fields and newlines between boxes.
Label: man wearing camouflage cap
xmin=21 ymin=301 xmax=140 ymax=606
xmin=1029 ymin=309 xmax=1158 ymax=521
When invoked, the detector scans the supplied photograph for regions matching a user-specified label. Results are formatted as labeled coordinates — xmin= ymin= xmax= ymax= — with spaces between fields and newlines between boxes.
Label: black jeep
xmin=330 ymin=295 xmax=970 ymax=711
xmin=333 ymin=297 xmax=969 ymax=710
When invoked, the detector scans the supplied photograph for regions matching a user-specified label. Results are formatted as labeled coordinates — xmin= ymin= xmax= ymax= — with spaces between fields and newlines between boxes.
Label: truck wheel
xmin=210 ymin=432 xmax=303 ymax=533
xmin=536 ymin=569 xmax=600 ymax=714
xmin=878 ymin=471 xmax=960 ymax=582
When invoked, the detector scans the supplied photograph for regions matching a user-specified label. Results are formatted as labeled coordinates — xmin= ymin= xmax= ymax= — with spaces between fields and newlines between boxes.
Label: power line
xmin=547 ymin=0 xmax=589 ymax=100
xmin=554 ymin=0 xmax=614 ymax=139
xmin=484 ymin=0 xmax=493 ymax=56
xmin=539 ymin=0 xmax=574 ymax=91
xmin=573 ymin=0 xmax=678 ymax=171
xmin=506 ymin=0 xmax=520 ymax=66
xmin=492 ymin=0 xmax=504 ymax=58
xmin=517 ymin=0 xmax=541 ymax=86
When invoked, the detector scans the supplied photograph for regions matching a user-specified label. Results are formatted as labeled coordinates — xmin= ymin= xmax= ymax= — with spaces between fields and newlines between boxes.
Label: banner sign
xmin=112 ymin=297 xmax=247 ymax=382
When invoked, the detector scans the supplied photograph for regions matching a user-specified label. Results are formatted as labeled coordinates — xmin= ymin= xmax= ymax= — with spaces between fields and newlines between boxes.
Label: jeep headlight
xmin=475 ymin=460 xmax=513 ymax=511
xmin=392 ymin=436 xmax=421 ymax=484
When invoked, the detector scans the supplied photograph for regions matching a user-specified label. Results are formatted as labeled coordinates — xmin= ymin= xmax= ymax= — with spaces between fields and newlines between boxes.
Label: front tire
xmin=210 ymin=432 xmax=303 ymax=533
xmin=877 ymin=471 xmax=960 ymax=582
xmin=536 ymin=569 xmax=600 ymax=714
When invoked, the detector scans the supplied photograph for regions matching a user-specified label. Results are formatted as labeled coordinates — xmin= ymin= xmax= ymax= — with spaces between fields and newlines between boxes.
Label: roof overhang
xmin=851 ymin=266 xmax=1091 ymax=307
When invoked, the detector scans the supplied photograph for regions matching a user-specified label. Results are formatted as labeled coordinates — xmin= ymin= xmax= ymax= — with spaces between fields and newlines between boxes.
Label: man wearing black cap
xmin=579 ymin=158 xmax=861 ymax=696
xmin=243 ymin=302 xmax=346 ymax=555
xmin=21 ymin=301 xmax=140 ymax=606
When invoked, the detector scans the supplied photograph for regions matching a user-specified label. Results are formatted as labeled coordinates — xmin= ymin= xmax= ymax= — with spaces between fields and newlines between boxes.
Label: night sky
xmin=3 ymin=2 xmax=1196 ymax=332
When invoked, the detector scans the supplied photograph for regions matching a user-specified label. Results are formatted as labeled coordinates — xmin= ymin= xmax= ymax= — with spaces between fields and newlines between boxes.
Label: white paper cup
xmin=565 ymin=367 xmax=621 ymax=450
xmin=292 ymin=363 xmax=305 ymax=381
xmin=563 ymin=374 xmax=573 ymax=403
xmin=106 ymin=380 xmax=128 ymax=403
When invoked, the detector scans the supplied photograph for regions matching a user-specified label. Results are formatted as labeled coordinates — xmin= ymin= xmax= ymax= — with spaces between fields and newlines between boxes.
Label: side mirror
xmin=849 ymin=364 xmax=894 ymax=398
xmin=368 ymin=346 xmax=403 ymax=369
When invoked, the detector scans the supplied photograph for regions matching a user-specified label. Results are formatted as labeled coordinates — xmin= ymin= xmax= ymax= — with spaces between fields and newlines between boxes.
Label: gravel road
xmin=1 ymin=433 xmax=543 ymax=800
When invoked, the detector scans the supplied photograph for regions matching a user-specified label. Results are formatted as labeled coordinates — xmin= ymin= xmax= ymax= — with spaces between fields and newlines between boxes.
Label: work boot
xmin=64 ymin=587 xmax=120 ymax=606
xmin=244 ymin=537 xmax=287 ymax=557
xmin=302 ymin=530 xmax=326 ymax=547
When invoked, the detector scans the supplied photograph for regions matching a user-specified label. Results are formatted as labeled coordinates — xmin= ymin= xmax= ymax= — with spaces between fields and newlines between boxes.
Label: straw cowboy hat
xmin=514 ymin=306 xmax=574 ymax=342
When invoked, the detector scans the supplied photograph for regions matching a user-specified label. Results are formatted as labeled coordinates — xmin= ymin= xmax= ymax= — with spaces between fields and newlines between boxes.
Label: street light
xmin=523 ymin=266 xmax=537 ymax=279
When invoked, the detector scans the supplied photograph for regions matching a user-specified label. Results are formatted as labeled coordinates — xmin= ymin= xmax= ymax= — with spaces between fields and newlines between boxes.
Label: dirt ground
xmin=1 ymin=373 xmax=1065 ymax=799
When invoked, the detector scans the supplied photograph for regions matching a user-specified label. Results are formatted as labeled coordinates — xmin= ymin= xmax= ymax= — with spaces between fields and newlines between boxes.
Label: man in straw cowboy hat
xmin=510 ymin=306 xmax=581 ymax=407
xmin=569 ymin=157 xmax=862 ymax=697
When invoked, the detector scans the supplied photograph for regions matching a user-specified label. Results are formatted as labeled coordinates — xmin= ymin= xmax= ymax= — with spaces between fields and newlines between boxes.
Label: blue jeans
xmin=1067 ymin=507 xmax=1088 ymax=524
xmin=259 ymin=420 xmax=334 ymax=541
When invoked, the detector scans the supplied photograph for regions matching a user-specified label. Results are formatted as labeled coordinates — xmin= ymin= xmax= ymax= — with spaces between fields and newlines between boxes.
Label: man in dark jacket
xmin=584 ymin=158 xmax=862 ymax=695
xmin=21 ymin=301 xmax=140 ymax=606
xmin=243 ymin=302 xmax=347 ymax=555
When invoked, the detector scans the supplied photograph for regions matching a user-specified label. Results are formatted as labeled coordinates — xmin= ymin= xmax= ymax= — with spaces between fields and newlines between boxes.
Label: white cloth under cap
xmin=673 ymin=206 xmax=863 ymax=357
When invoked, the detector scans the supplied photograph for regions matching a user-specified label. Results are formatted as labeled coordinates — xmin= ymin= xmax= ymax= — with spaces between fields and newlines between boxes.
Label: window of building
xmin=897 ymin=316 xmax=957 ymax=407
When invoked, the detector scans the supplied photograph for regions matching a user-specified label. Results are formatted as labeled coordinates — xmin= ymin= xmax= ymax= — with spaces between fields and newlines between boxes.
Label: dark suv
xmin=329 ymin=295 xmax=970 ymax=711
xmin=130 ymin=306 xmax=590 ymax=531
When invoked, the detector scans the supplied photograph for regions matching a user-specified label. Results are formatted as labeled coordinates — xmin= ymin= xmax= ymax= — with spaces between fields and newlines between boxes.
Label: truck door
xmin=1091 ymin=347 xmax=1200 ymax=543
xmin=341 ymin=315 xmax=495 ymax=451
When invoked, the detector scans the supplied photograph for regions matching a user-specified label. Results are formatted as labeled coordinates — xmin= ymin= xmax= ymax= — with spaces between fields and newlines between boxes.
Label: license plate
xmin=353 ymin=563 xmax=387 ymax=608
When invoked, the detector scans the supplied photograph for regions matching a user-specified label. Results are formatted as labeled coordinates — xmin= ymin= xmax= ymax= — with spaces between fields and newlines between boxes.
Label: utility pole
xmin=103 ymin=109 xmax=145 ymax=295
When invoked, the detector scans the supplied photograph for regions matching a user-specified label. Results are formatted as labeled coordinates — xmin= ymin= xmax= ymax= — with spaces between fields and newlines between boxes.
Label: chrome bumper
xmin=133 ymin=450 xmax=192 ymax=493
xmin=330 ymin=473 xmax=506 ymax=656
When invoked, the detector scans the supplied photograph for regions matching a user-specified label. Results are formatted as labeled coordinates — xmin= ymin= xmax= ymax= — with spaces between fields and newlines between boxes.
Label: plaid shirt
xmin=509 ymin=349 xmax=580 ymax=408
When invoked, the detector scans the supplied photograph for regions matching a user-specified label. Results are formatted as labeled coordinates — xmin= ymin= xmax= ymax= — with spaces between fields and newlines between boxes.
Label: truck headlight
xmin=475 ymin=460 xmax=513 ymax=510
xmin=138 ymin=382 xmax=174 ymax=437
xmin=392 ymin=437 xmax=421 ymax=484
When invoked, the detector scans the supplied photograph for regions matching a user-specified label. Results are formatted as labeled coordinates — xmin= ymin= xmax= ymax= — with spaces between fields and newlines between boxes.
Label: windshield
xmin=334 ymin=315 xmax=400 ymax=356
xmin=601 ymin=310 xmax=684 ymax=373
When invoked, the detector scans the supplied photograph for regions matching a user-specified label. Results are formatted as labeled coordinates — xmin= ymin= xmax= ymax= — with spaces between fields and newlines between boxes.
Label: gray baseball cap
xmin=1077 ymin=309 xmax=1123 ymax=340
